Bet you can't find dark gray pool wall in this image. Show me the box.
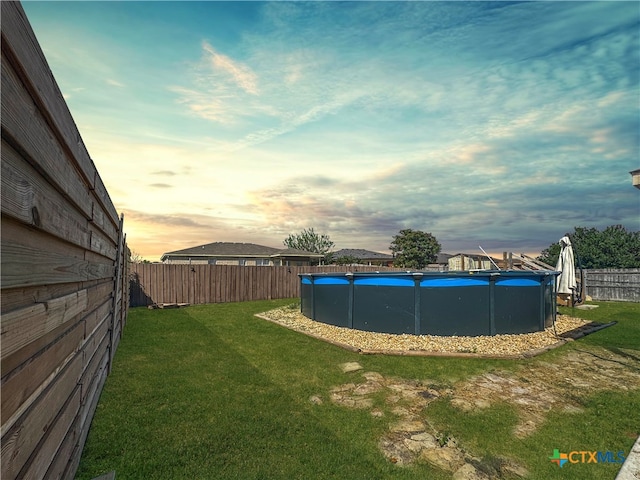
[299,271,558,336]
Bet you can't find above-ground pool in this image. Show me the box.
[299,271,559,336]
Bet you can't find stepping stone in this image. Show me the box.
[389,418,425,433]
[331,394,373,409]
[420,446,466,472]
[405,432,438,451]
[340,362,363,373]
[453,463,491,480]
[362,371,385,382]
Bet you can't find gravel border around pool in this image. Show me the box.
[256,306,614,358]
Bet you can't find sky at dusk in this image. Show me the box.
[22,1,640,262]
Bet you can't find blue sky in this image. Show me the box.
[22,1,640,261]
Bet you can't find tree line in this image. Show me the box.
[285,225,640,269]
[537,225,640,269]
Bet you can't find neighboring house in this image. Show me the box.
[332,248,394,266]
[427,253,453,271]
[160,242,324,266]
[448,253,500,271]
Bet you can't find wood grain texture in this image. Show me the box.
[0,3,96,186]
[1,139,92,250]
[129,263,401,306]
[585,269,640,302]
[92,172,120,230]
[1,239,114,288]
[1,55,92,219]
[89,224,117,261]
[1,353,83,479]
[89,195,118,244]
[1,321,83,430]
[1,290,87,361]
[17,386,81,480]
[66,351,109,480]
[0,281,83,315]
[1,3,128,478]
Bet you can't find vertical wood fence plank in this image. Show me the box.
[127,264,407,307]
[585,268,640,302]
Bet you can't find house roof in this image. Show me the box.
[272,248,324,258]
[434,253,453,264]
[160,242,323,261]
[333,248,393,260]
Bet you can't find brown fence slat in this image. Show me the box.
[128,264,402,307]
[585,268,640,302]
[0,1,97,188]
[0,55,92,220]
[1,140,92,250]
[1,3,129,478]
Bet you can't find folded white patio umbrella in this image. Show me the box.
[555,236,577,294]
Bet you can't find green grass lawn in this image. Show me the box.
[76,300,639,480]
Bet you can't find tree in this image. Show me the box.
[389,229,441,269]
[537,225,640,269]
[334,255,360,266]
[130,250,144,263]
[537,242,562,268]
[283,228,335,265]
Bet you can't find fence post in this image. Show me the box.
[109,214,125,373]
[346,272,354,329]
[413,272,423,335]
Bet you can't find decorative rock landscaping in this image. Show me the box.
[256,305,610,357]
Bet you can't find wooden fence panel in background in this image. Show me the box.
[585,269,640,302]
[129,264,401,307]
[1,3,129,479]
[130,265,640,307]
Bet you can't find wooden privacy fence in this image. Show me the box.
[1,3,129,479]
[130,264,401,306]
[585,269,640,302]
[131,265,640,307]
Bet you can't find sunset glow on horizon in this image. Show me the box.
[22,1,639,261]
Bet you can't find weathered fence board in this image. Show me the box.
[1,140,92,248]
[0,0,97,186]
[1,321,84,430]
[585,269,640,302]
[130,265,640,307]
[20,385,81,480]
[1,3,129,479]
[68,349,109,478]
[1,238,115,288]
[130,264,401,307]
[1,353,83,479]
[1,290,87,361]
[1,55,93,219]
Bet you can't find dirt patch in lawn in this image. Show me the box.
[310,347,640,479]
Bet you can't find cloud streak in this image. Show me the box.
[22,1,639,261]
[202,41,258,95]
